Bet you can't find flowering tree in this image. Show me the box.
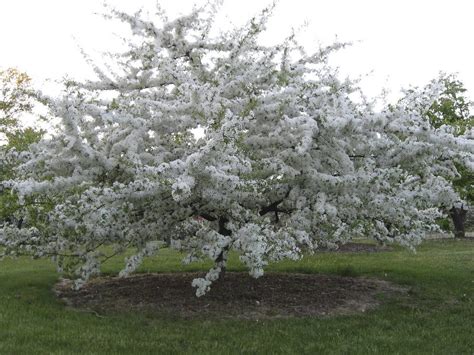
[1,4,473,296]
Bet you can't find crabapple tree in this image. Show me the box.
[1,4,473,296]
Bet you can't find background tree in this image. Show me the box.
[424,73,474,238]
[1,4,473,296]
[0,68,43,225]
[0,68,43,150]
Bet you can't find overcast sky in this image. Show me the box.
[1,0,473,102]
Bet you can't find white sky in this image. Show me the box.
[1,0,474,102]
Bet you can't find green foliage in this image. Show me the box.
[426,74,474,134]
[0,68,44,224]
[0,68,34,129]
[0,190,19,223]
[453,163,474,203]
[425,74,474,204]
[4,127,43,152]
[0,68,44,151]
[435,217,452,232]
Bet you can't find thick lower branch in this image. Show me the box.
[218,217,232,236]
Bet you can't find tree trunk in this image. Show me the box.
[450,206,468,238]
[216,217,231,278]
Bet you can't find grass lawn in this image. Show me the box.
[0,239,473,354]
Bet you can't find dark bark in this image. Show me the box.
[259,189,292,222]
[450,206,468,238]
[214,217,232,278]
[218,217,232,236]
[259,199,284,216]
[199,213,217,222]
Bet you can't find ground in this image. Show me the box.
[55,272,406,319]
[55,243,401,319]
[1,239,472,354]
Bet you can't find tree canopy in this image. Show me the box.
[424,74,473,202]
[1,4,473,296]
[425,73,474,134]
[423,73,474,237]
[0,68,43,151]
[0,68,43,225]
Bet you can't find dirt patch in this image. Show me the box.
[321,242,393,253]
[55,272,406,319]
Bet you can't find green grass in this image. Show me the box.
[0,239,473,354]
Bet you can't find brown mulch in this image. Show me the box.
[320,242,393,253]
[54,272,407,320]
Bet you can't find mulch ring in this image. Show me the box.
[54,272,407,320]
[320,242,393,253]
